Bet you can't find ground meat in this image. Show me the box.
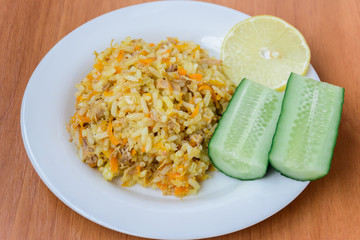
[199,58,222,65]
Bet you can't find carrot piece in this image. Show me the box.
[168,82,173,92]
[122,138,128,147]
[189,139,197,147]
[168,172,181,180]
[189,73,202,81]
[103,90,114,97]
[144,93,152,98]
[86,81,93,90]
[116,50,124,61]
[87,91,99,100]
[110,155,118,172]
[149,43,155,47]
[76,95,83,102]
[189,97,194,104]
[131,148,136,156]
[174,186,188,196]
[177,66,187,76]
[103,148,113,159]
[93,61,103,71]
[190,103,200,118]
[115,66,122,74]
[154,142,167,152]
[86,74,94,80]
[156,182,167,191]
[139,58,155,65]
[175,44,188,51]
[136,165,141,174]
[161,49,171,55]
[107,121,120,146]
[140,50,148,55]
[88,161,97,168]
[134,45,140,51]
[198,84,212,92]
[79,127,84,145]
[78,114,90,123]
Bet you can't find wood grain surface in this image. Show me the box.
[1,0,359,239]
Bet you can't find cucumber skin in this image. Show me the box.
[269,73,345,181]
[208,78,267,180]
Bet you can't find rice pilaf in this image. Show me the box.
[67,37,235,197]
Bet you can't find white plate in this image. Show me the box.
[21,1,318,239]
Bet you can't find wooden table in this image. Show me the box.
[1,0,359,239]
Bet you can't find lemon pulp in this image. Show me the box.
[221,15,311,90]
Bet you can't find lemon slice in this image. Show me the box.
[221,15,311,90]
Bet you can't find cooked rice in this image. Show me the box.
[67,37,235,197]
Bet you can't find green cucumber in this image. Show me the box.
[208,78,283,180]
[269,73,344,181]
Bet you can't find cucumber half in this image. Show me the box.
[208,78,283,180]
[269,73,344,181]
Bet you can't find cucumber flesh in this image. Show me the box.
[269,73,344,181]
[209,78,283,180]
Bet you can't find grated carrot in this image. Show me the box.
[131,148,136,156]
[177,66,187,76]
[140,50,148,55]
[76,95,83,102]
[175,44,188,51]
[136,165,141,174]
[149,43,155,47]
[174,186,188,196]
[190,103,200,118]
[78,114,90,123]
[189,139,197,147]
[79,127,84,145]
[189,97,194,104]
[122,138,128,147]
[116,50,124,61]
[168,172,182,180]
[110,155,118,172]
[161,49,171,55]
[87,91,99,100]
[115,66,122,74]
[141,145,146,153]
[134,45,140,51]
[103,90,114,97]
[86,74,94,80]
[154,142,167,152]
[107,121,120,146]
[156,182,167,191]
[88,162,97,168]
[93,61,103,71]
[198,84,212,92]
[86,81,93,90]
[144,93,152,98]
[139,58,155,65]
[189,73,202,81]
